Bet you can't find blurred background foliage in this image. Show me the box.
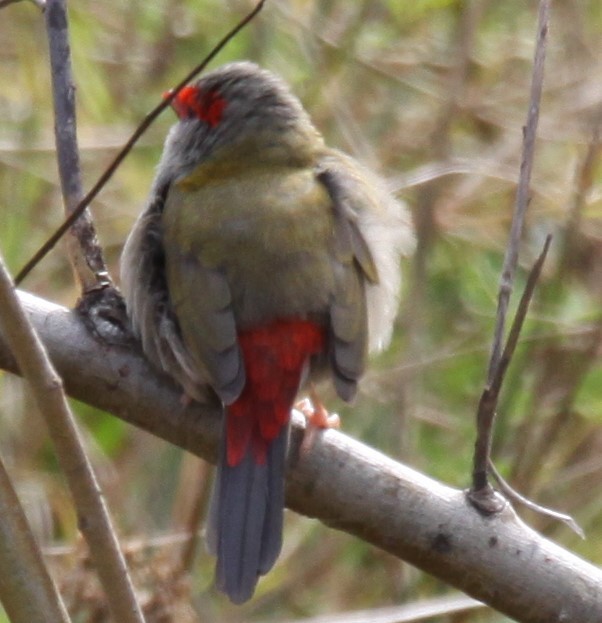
[1,0,602,621]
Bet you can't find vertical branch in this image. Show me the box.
[44,0,111,293]
[471,0,550,500]
[486,0,550,383]
[0,256,146,623]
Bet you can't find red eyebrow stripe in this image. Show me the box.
[166,85,226,127]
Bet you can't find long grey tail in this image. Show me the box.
[206,425,288,604]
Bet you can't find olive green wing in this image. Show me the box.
[162,184,245,405]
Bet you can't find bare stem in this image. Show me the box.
[488,460,584,539]
[0,260,145,623]
[471,0,550,499]
[471,235,551,499]
[487,0,549,382]
[44,0,111,293]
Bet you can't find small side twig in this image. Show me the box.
[15,0,266,286]
[487,0,549,383]
[469,235,552,512]
[470,0,550,506]
[488,461,584,539]
[0,256,146,623]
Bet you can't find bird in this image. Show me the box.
[120,61,414,604]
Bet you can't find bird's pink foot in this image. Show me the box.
[296,397,340,429]
[296,388,340,454]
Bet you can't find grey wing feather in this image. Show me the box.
[165,250,245,405]
[317,167,373,402]
[120,183,208,402]
[318,149,415,354]
[330,261,368,402]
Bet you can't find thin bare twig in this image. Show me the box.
[488,461,584,539]
[0,260,145,623]
[470,0,550,502]
[490,236,551,401]
[487,0,549,383]
[14,0,266,286]
[469,235,552,510]
[502,117,602,494]
[45,0,111,293]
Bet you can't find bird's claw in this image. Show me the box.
[295,397,340,430]
[295,394,340,455]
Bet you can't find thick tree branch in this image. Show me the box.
[0,291,600,623]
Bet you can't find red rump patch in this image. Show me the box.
[226,320,325,467]
[165,85,226,127]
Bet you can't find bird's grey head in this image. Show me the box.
[157,62,322,182]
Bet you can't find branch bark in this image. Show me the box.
[0,291,601,623]
[45,0,111,293]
